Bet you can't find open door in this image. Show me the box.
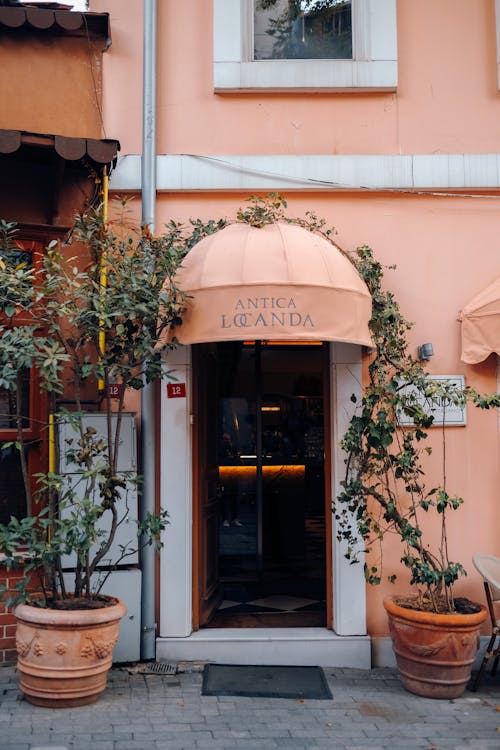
[194,341,330,629]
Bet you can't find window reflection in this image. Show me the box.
[254,0,353,61]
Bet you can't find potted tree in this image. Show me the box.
[335,245,500,698]
[0,204,187,706]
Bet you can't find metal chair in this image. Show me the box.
[471,554,500,690]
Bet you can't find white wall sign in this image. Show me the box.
[398,375,467,427]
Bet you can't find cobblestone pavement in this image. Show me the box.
[1,663,499,750]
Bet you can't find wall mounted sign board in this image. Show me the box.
[398,375,466,427]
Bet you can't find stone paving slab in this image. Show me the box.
[0,664,499,750]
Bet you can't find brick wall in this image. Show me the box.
[0,563,31,664]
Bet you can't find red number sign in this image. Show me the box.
[107,383,125,400]
[167,383,186,398]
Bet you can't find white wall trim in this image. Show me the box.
[157,628,371,668]
[370,636,396,668]
[159,346,193,638]
[331,343,366,636]
[213,0,397,92]
[110,153,500,193]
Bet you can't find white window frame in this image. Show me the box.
[213,0,398,92]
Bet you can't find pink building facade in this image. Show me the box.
[92,0,500,668]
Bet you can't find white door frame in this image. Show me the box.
[157,342,370,667]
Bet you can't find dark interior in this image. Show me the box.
[206,341,327,628]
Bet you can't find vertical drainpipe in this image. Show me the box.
[141,0,157,661]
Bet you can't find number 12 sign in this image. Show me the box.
[167,383,186,398]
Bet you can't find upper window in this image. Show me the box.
[214,0,397,92]
[254,0,353,61]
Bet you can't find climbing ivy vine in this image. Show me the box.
[336,247,500,613]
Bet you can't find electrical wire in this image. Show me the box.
[182,154,500,199]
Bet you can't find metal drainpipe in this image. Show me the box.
[140,0,157,661]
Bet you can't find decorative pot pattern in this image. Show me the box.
[384,597,487,699]
[14,597,126,708]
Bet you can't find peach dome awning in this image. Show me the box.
[168,222,372,346]
[459,276,500,364]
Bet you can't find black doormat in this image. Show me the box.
[201,664,332,700]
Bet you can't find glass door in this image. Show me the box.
[210,340,327,627]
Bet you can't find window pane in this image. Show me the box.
[0,369,30,429]
[254,0,352,60]
[0,443,27,523]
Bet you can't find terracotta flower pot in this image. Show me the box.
[384,596,487,699]
[14,596,126,708]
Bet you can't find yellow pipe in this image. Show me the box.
[98,167,109,391]
[47,412,56,543]
[48,412,55,474]
[102,168,109,224]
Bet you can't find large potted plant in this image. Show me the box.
[335,246,500,699]
[0,204,187,706]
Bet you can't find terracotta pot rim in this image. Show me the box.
[383,595,487,627]
[14,595,126,626]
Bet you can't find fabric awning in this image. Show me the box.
[0,130,120,171]
[459,276,500,364]
[168,222,372,346]
[0,5,110,46]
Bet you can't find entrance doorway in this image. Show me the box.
[194,341,329,629]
